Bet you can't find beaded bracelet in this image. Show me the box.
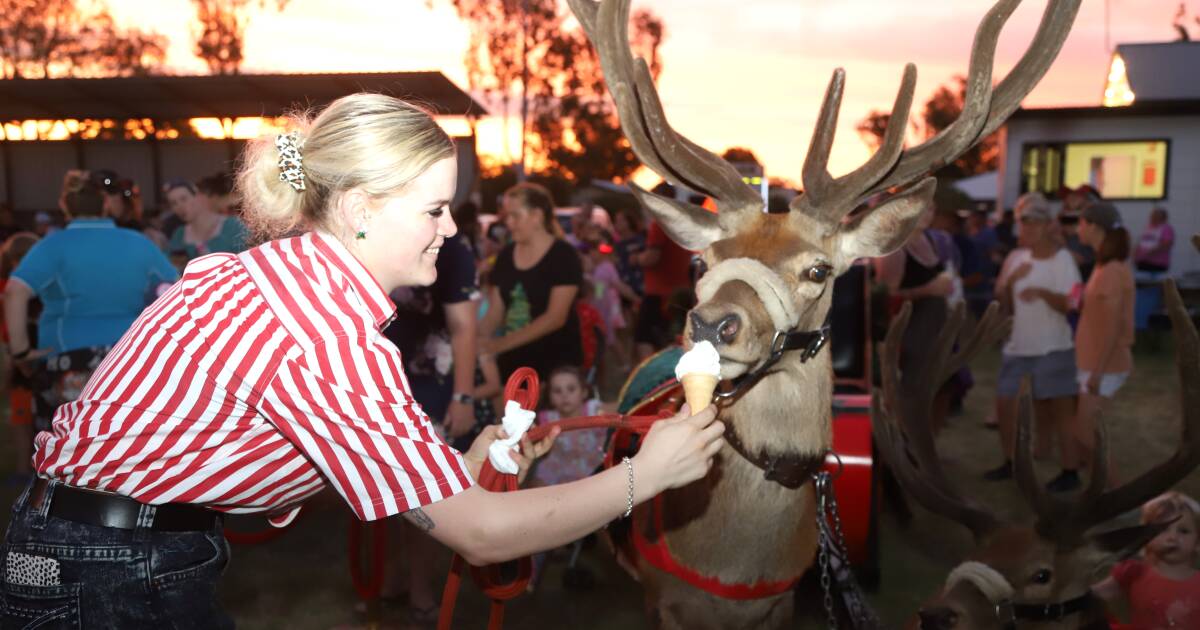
[622,456,634,518]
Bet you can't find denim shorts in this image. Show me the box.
[997,349,1078,400]
[1,479,233,629]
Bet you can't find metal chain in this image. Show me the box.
[816,474,838,630]
[813,470,888,630]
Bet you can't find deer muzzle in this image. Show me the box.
[689,311,741,345]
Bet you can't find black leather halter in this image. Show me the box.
[712,315,831,489]
[995,593,1110,630]
[713,318,830,403]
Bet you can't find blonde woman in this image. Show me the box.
[2,94,724,627]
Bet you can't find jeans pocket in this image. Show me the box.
[149,532,227,590]
[2,582,81,630]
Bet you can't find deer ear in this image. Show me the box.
[836,177,936,262]
[630,183,723,251]
[1082,523,1170,569]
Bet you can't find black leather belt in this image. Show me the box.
[30,479,218,532]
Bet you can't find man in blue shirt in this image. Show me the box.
[4,171,178,358]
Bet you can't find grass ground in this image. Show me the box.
[0,330,1193,629]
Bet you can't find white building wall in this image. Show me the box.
[999,114,1200,276]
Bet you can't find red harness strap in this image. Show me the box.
[631,494,800,599]
[437,369,663,630]
[436,369,797,628]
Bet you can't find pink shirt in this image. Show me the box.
[1112,559,1200,629]
[1136,223,1175,269]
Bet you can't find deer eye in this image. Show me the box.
[805,264,832,283]
[1031,569,1053,585]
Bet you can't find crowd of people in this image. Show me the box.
[0,90,1192,627]
[0,93,724,628]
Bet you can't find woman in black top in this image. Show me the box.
[481,183,583,384]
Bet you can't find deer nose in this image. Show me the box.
[917,607,959,630]
[690,312,741,345]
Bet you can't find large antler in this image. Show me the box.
[1016,280,1200,543]
[567,0,763,234]
[873,302,1011,542]
[792,0,1081,228]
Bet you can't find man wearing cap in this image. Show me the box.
[4,171,177,365]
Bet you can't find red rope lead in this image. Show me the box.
[437,368,664,630]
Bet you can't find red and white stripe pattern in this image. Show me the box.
[33,231,474,521]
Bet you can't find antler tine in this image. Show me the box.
[865,0,1080,198]
[568,0,762,220]
[1079,415,1110,505]
[795,64,917,226]
[938,302,1012,386]
[875,301,998,541]
[977,0,1084,138]
[1013,379,1071,535]
[1075,280,1200,529]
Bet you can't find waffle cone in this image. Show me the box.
[680,373,719,412]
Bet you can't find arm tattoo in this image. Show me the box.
[404,507,435,532]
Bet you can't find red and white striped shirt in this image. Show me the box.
[33,231,474,521]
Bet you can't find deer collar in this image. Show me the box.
[995,593,1108,630]
[723,424,825,489]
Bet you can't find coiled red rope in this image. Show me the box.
[437,367,665,630]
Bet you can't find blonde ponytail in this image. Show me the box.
[237,93,455,243]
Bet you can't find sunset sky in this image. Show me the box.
[108,0,1183,181]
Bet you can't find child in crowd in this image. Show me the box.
[527,366,614,591]
[1094,492,1200,629]
[0,232,40,482]
[531,365,610,487]
[584,239,638,372]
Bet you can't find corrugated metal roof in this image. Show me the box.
[1117,41,1200,102]
[0,71,487,120]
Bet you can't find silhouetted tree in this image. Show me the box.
[432,0,665,184]
[0,0,166,79]
[721,147,761,165]
[190,0,290,75]
[856,75,998,180]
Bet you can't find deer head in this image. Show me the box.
[874,283,1200,630]
[567,0,1080,384]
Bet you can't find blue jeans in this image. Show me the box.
[1,480,233,629]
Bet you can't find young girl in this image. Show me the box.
[530,365,611,487]
[1094,492,1200,629]
[586,239,638,371]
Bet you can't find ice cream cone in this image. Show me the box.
[681,373,719,412]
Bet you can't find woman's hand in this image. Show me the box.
[515,428,558,485]
[1086,372,1102,396]
[925,273,955,298]
[461,424,560,482]
[445,400,476,439]
[632,404,724,496]
[478,336,506,357]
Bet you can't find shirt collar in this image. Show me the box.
[66,218,116,229]
[308,231,397,330]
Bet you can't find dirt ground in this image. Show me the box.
[0,330,1194,629]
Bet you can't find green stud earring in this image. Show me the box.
[355,217,367,240]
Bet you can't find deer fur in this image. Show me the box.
[566,0,1081,626]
